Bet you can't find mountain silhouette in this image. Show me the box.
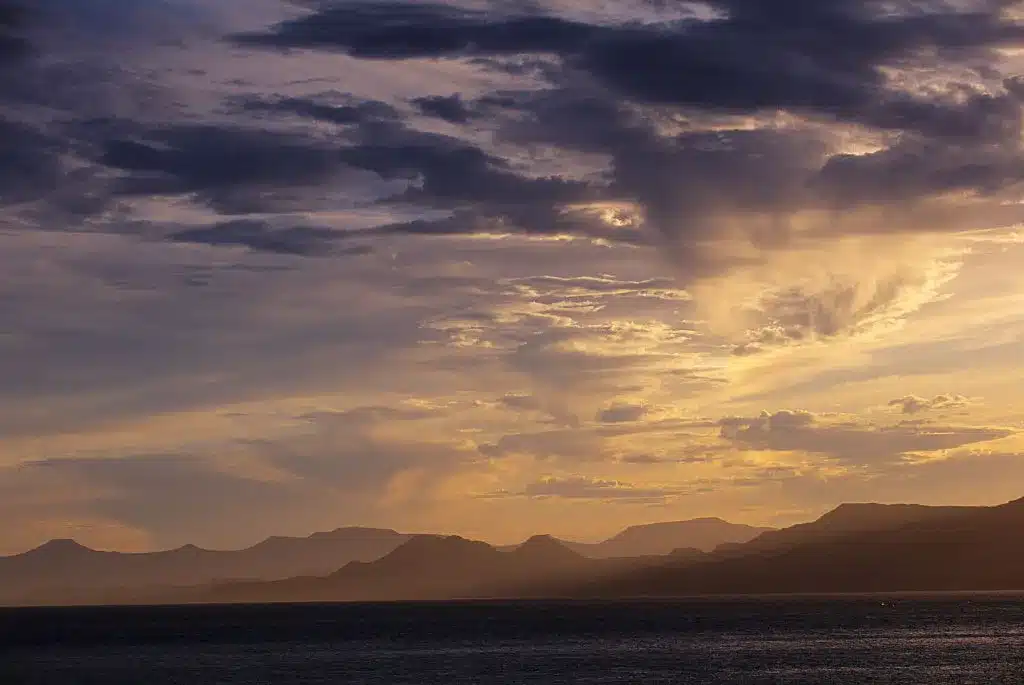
[713,503,980,557]
[505,518,772,558]
[576,498,1024,596]
[582,518,773,557]
[511,535,590,566]
[0,527,410,604]
[201,534,596,604]
[7,501,1024,606]
[0,517,760,605]
[197,533,724,605]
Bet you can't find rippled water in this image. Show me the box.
[3,596,1024,683]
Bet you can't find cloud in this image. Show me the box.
[889,393,971,415]
[618,444,723,465]
[412,93,476,124]
[168,219,373,257]
[0,0,231,218]
[498,393,543,411]
[0,400,478,550]
[100,125,352,214]
[596,402,648,423]
[477,415,719,462]
[0,119,64,208]
[239,1,1024,152]
[0,230,447,439]
[239,0,1022,131]
[225,0,1024,352]
[479,428,606,461]
[245,406,474,492]
[502,275,690,301]
[2,454,310,550]
[234,4,599,59]
[498,475,690,503]
[12,0,1023,273]
[3,0,1024,553]
[720,409,1013,465]
[338,141,598,239]
[0,3,29,62]
[237,95,401,126]
[219,95,604,238]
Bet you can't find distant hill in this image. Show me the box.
[2,517,762,605]
[199,534,601,604]
[713,503,980,557]
[199,533,683,605]
[575,498,1024,596]
[577,518,773,557]
[0,527,410,604]
[10,500,1024,606]
[507,518,773,558]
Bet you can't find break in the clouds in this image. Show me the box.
[2,0,1024,552]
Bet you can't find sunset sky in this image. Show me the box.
[2,0,1024,554]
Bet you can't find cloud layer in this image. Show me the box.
[2,0,1023,552]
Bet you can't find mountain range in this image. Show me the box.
[0,527,409,604]
[546,518,774,558]
[5,498,1024,606]
[197,498,1024,604]
[0,518,766,605]
[576,498,1024,596]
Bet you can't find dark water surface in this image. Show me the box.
[3,597,1024,683]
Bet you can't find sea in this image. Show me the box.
[2,596,1024,684]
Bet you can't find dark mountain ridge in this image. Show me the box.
[184,499,1024,603]
[713,503,980,556]
[576,497,1024,597]
[8,500,1024,606]
[202,533,646,605]
[2,516,764,604]
[0,527,411,604]
[505,518,773,558]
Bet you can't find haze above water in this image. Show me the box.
[4,598,1024,684]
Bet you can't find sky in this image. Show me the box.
[1,0,1024,554]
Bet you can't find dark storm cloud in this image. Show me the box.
[239,0,1023,136]
[100,125,346,213]
[234,3,600,59]
[812,136,1024,207]
[412,93,476,123]
[578,1,1023,139]
[5,0,1024,254]
[342,140,590,213]
[0,0,223,218]
[168,219,373,257]
[0,2,62,210]
[0,2,29,61]
[236,95,401,126]
[0,118,63,206]
[90,91,600,233]
[232,0,1024,255]
[329,125,604,238]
